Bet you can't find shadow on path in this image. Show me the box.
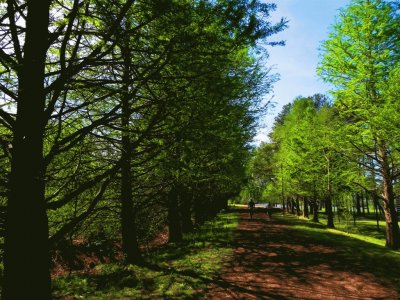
[205,210,399,299]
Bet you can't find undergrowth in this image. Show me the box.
[52,210,238,299]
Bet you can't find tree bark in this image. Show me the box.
[167,186,182,243]
[180,188,193,233]
[295,197,301,216]
[373,193,380,230]
[325,194,334,228]
[3,1,52,299]
[365,192,370,214]
[290,199,295,214]
[120,36,141,265]
[379,147,400,250]
[303,197,309,218]
[120,129,141,264]
[194,185,207,225]
[361,191,365,215]
[326,173,334,228]
[355,193,362,216]
[312,200,319,222]
[312,184,319,222]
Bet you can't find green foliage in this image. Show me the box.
[318,0,400,248]
[242,142,278,202]
[270,95,343,200]
[318,0,400,160]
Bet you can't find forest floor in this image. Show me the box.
[204,208,400,299]
[51,208,400,299]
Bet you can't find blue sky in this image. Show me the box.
[255,0,351,144]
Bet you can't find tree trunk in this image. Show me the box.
[313,201,319,222]
[180,188,193,233]
[194,198,205,225]
[365,193,370,214]
[303,197,309,218]
[361,191,365,215]
[167,186,182,243]
[290,199,295,214]
[295,197,301,216]
[3,2,52,299]
[312,184,318,222]
[378,146,400,250]
[325,194,334,228]
[120,131,141,264]
[337,200,341,223]
[326,172,334,228]
[312,200,319,222]
[373,193,380,230]
[355,193,362,216]
[120,39,141,265]
[194,185,207,225]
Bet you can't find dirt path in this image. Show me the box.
[205,210,399,299]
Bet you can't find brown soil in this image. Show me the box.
[205,210,399,300]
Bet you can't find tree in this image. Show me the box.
[3,2,53,298]
[266,94,342,226]
[318,0,400,249]
[1,1,136,298]
[151,0,286,240]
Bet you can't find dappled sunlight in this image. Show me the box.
[205,211,399,300]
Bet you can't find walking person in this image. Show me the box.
[267,202,272,218]
[248,198,255,219]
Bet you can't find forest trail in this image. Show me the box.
[204,209,399,300]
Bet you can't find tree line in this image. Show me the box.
[0,0,286,299]
[244,0,400,251]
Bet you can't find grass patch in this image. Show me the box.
[52,211,238,299]
[285,212,389,249]
[274,213,400,290]
[308,211,387,246]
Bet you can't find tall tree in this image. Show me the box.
[3,2,52,298]
[318,0,400,249]
[267,95,341,226]
[1,1,136,298]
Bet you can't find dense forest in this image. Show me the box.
[0,0,287,298]
[243,0,400,251]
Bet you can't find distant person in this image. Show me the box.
[248,199,255,219]
[267,202,272,217]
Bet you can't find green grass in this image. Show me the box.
[308,210,387,246]
[274,213,400,290]
[52,211,238,299]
